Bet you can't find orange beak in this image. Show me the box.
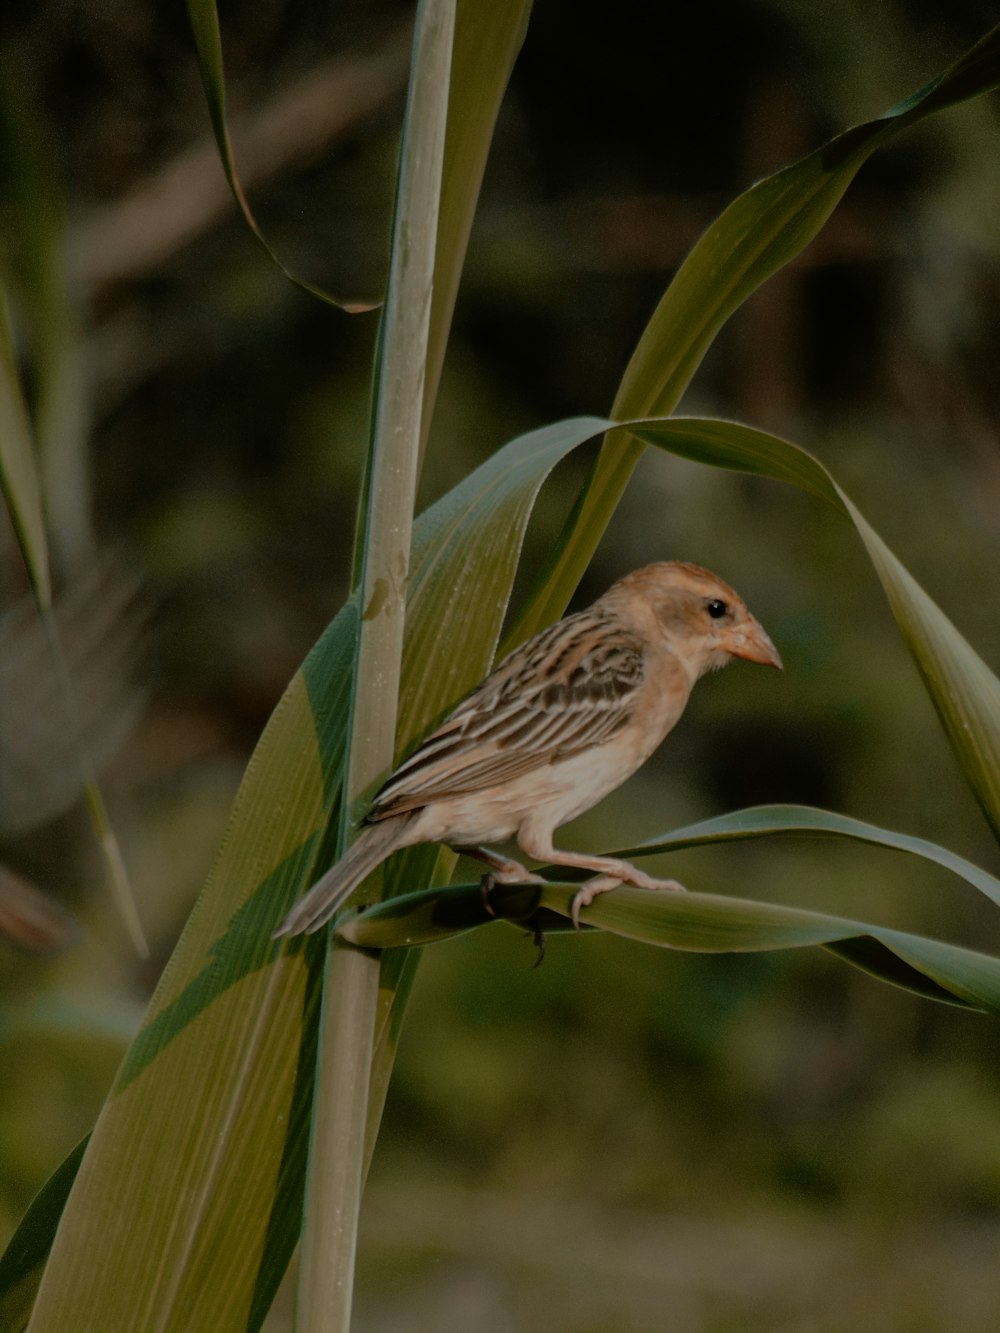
[725,615,783,669]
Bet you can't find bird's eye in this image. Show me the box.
[706,599,728,619]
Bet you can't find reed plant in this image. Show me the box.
[2,5,1000,1329]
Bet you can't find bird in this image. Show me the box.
[274,561,781,937]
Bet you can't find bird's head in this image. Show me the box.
[617,561,783,678]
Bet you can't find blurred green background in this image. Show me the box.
[2,1,1000,1328]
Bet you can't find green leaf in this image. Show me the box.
[422,408,1000,845]
[20,612,347,1330]
[336,877,1000,1012]
[419,0,533,456]
[512,23,1000,641]
[15,407,613,1329]
[618,804,1000,909]
[336,881,529,950]
[0,1139,88,1333]
[184,0,377,312]
[625,417,1000,843]
[537,883,1000,1012]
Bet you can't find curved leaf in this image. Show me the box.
[617,803,1000,908]
[184,0,378,311]
[626,418,1000,843]
[338,880,1000,1013]
[540,884,1000,1013]
[0,1139,89,1333]
[19,409,613,1330]
[513,23,1000,640]
[420,0,534,456]
[486,410,1000,842]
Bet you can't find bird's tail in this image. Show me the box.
[273,816,414,938]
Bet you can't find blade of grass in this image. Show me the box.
[184,0,378,312]
[0,272,146,953]
[0,60,93,573]
[418,0,533,458]
[625,416,1000,842]
[619,804,1000,908]
[498,409,1000,844]
[334,879,1000,1012]
[536,883,1000,1012]
[510,23,1000,642]
[0,1139,89,1333]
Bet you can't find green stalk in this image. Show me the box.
[295,2,455,1327]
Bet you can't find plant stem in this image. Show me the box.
[295,944,379,1330]
[294,2,455,1328]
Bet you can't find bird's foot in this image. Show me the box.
[479,866,546,918]
[622,867,687,894]
[570,874,620,928]
[480,872,497,916]
[570,871,686,929]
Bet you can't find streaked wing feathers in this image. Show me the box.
[368,612,645,819]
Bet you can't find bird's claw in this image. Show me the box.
[570,872,687,929]
[530,918,546,967]
[480,872,497,916]
[570,874,621,929]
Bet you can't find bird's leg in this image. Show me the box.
[515,829,685,929]
[454,845,546,919]
[516,831,683,891]
[452,845,546,885]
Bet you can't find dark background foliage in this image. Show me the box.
[2,1,1000,1327]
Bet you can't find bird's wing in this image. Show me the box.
[368,614,647,818]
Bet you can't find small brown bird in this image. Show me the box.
[275,562,781,937]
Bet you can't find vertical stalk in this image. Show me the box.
[295,2,455,1329]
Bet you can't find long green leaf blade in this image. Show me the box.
[538,883,1000,1012]
[419,0,533,455]
[0,1139,88,1333]
[625,417,1000,843]
[618,804,1000,908]
[336,878,1000,1012]
[184,0,377,311]
[16,411,613,1328]
[22,611,352,1331]
[514,24,1000,640]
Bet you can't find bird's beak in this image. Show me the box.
[726,616,783,669]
